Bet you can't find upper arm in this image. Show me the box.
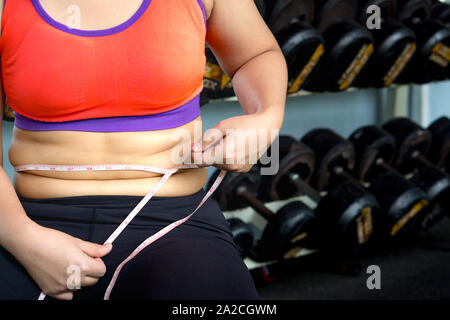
[205,0,280,78]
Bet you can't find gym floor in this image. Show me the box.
[256,218,450,300]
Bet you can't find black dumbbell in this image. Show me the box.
[431,0,450,27]
[349,125,437,234]
[266,0,324,94]
[301,129,418,245]
[397,0,433,24]
[267,0,315,35]
[396,0,450,83]
[430,0,450,78]
[208,166,316,262]
[262,135,377,256]
[200,47,224,105]
[355,0,417,87]
[258,135,315,201]
[382,118,450,229]
[383,117,438,172]
[227,218,254,259]
[3,100,15,122]
[428,116,450,172]
[304,0,375,91]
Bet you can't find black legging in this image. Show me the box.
[0,190,259,300]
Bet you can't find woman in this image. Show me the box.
[0,0,287,300]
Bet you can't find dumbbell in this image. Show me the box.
[258,134,316,201]
[355,0,417,87]
[432,0,450,27]
[300,129,424,243]
[3,100,15,122]
[428,116,450,172]
[201,48,235,104]
[303,127,426,240]
[382,117,444,172]
[304,0,375,91]
[396,0,450,83]
[200,47,225,105]
[349,125,437,234]
[208,166,316,262]
[382,118,450,228]
[265,0,324,94]
[227,218,254,259]
[431,0,450,77]
[266,0,315,35]
[260,135,377,255]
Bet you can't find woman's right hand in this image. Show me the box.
[10,222,112,300]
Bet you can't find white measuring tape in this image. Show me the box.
[15,158,226,300]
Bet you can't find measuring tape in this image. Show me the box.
[15,157,226,300]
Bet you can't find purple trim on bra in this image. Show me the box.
[13,94,201,132]
[196,0,208,27]
[31,0,152,37]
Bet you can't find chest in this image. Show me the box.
[0,0,207,117]
[37,0,211,28]
[38,0,156,30]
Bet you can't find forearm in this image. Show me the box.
[0,167,36,253]
[231,48,288,128]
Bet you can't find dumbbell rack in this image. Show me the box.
[208,80,449,273]
[223,194,319,270]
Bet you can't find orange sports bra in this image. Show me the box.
[0,0,207,127]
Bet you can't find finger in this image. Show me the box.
[53,291,73,300]
[213,163,245,172]
[212,163,237,171]
[189,119,229,167]
[191,121,227,154]
[85,257,107,278]
[212,159,256,172]
[79,241,112,258]
[81,275,99,287]
[192,134,228,168]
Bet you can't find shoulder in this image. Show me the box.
[200,0,213,21]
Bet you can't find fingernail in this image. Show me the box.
[104,243,112,249]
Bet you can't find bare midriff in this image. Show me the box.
[9,116,207,199]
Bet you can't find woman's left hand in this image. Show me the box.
[191,109,283,173]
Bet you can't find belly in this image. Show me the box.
[9,117,207,199]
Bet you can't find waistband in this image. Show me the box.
[18,189,236,250]
[19,188,207,210]
[18,189,225,225]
